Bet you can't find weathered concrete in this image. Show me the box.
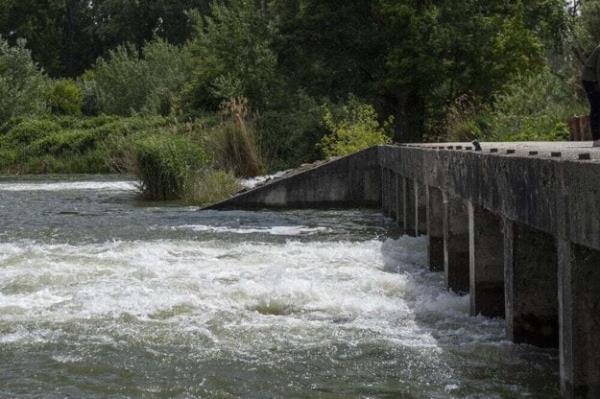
[395,174,405,229]
[389,170,397,219]
[207,147,381,209]
[444,193,470,294]
[209,142,600,398]
[559,240,600,398]
[426,186,444,272]
[504,220,558,348]
[416,183,427,235]
[405,179,417,237]
[469,202,504,317]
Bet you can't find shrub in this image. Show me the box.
[46,79,83,116]
[134,134,208,200]
[0,37,48,126]
[319,99,392,158]
[0,115,177,174]
[257,92,328,170]
[487,69,586,141]
[182,168,241,206]
[89,38,193,116]
[444,95,490,142]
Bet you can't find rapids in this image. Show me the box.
[0,176,559,398]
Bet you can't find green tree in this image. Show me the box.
[184,0,281,112]
[89,38,193,116]
[0,37,48,125]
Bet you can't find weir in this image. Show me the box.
[208,142,600,399]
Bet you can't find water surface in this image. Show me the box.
[0,176,559,398]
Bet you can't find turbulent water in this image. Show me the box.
[0,176,559,398]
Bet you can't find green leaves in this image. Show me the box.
[319,99,392,158]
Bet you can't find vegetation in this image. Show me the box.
[0,0,598,203]
[320,100,392,158]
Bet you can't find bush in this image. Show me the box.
[0,115,176,174]
[319,99,392,158]
[486,69,586,141]
[257,92,328,170]
[182,168,241,206]
[46,79,83,115]
[0,37,48,126]
[88,38,193,116]
[134,134,208,200]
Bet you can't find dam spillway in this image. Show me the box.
[210,142,600,399]
[0,176,563,397]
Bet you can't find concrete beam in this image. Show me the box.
[468,203,505,317]
[504,220,558,348]
[444,193,470,294]
[559,240,600,398]
[427,186,444,272]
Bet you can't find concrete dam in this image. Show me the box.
[209,142,600,399]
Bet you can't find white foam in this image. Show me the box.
[0,237,489,354]
[174,224,332,236]
[0,180,138,192]
[239,171,288,189]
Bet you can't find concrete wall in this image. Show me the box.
[207,146,381,210]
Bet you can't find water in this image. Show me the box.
[0,176,559,398]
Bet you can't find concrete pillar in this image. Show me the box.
[558,241,600,398]
[504,220,558,348]
[443,193,470,294]
[389,171,397,219]
[405,179,417,237]
[416,183,428,235]
[380,167,386,212]
[468,202,505,317]
[395,175,405,229]
[381,168,390,216]
[427,186,444,272]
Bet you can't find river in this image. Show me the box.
[0,176,559,398]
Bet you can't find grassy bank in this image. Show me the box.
[0,115,246,205]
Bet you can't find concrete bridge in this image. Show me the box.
[208,142,600,398]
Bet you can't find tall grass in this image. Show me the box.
[134,134,207,200]
[207,97,264,177]
[182,169,241,206]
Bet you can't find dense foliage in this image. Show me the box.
[0,0,597,200]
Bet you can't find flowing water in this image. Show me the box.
[0,176,559,398]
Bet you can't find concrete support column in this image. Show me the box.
[381,168,390,216]
[416,183,428,235]
[389,171,397,219]
[558,241,600,398]
[405,179,417,237]
[468,202,505,317]
[504,220,558,348]
[395,175,405,229]
[443,193,470,294]
[426,186,444,272]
